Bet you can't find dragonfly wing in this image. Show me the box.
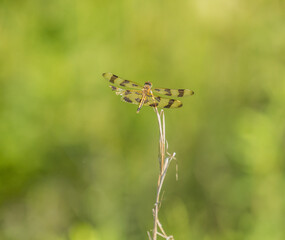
[144,94,183,108]
[109,86,142,105]
[103,73,143,89]
[153,88,194,97]
[109,86,183,109]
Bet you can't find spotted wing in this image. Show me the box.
[109,86,183,109]
[109,86,142,105]
[144,94,183,108]
[152,87,194,97]
[103,73,143,89]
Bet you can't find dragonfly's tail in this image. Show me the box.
[136,105,142,114]
[136,96,146,114]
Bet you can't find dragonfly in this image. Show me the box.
[103,72,194,113]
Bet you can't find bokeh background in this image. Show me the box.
[1,0,285,239]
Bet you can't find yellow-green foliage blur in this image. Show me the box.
[1,0,285,240]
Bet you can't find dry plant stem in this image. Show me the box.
[149,108,176,240]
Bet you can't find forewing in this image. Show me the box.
[153,87,194,97]
[103,73,143,89]
[144,94,183,108]
[109,86,142,105]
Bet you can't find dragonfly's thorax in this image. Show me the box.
[143,82,152,94]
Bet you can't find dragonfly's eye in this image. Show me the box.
[145,82,152,87]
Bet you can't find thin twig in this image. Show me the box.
[147,231,152,240]
[150,108,176,240]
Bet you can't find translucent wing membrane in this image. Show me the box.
[153,88,194,97]
[110,86,183,109]
[145,95,183,108]
[103,73,143,89]
[109,86,142,105]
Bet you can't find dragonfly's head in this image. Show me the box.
[144,81,152,89]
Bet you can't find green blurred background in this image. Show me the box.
[1,0,285,239]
